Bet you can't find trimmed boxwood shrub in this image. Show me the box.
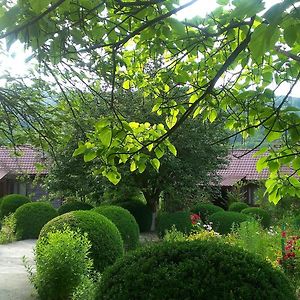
[191,203,224,222]
[115,200,152,232]
[156,211,193,237]
[241,207,271,228]
[58,201,93,215]
[208,211,250,234]
[228,202,249,212]
[97,240,296,300]
[40,211,124,272]
[93,205,139,251]
[14,202,58,239]
[0,194,30,218]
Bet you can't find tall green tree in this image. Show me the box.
[1,0,300,203]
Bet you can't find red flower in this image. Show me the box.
[281,231,287,238]
[190,213,201,225]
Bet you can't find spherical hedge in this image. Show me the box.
[228,202,249,212]
[14,202,58,239]
[97,240,296,300]
[40,211,124,272]
[156,211,193,237]
[93,205,139,251]
[57,201,93,215]
[191,203,224,222]
[0,194,30,218]
[241,207,271,228]
[208,211,250,234]
[115,200,152,232]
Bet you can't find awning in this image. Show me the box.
[220,175,245,187]
[0,169,9,180]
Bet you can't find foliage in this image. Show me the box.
[156,211,193,238]
[0,194,30,219]
[226,182,247,206]
[14,202,58,240]
[71,273,100,300]
[208,211,250,234]
[228,202,249,212]
[40,211,124,272]
[97,240,296,300]
[33,227,93,300]
[0,213,16,244]
[241,207,272,228]
[93,205,139,251]
[191,203,224,223]
[58,201,93,215]
[115,199,152,232]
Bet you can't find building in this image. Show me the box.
[0,146,47,199]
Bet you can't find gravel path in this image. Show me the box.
[0,240,38,300]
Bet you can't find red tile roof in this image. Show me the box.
[218,149,295,186]
[0,146,47,176]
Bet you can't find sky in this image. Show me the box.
[0,0,299,96]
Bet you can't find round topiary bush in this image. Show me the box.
[208,211,250,234]
[14,202,58,239]
[191,203,224,222]
[241,207,271,228]
[156,211,193,237]
[97,240,296,300]
[0,194,30,218]
[115,200,152,232]
[228,202,249,212]
[58,201,93,215]
[40,210,124,272]
[93,205,139,251]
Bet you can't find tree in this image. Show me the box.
[1,0,300,203]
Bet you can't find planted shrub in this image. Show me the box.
[228,202,249,212]
[157,211,193,237]
[208,211,250,234]
[58,201,93,215]
[14,202,58,239]
[294,215,300,229]
[0,194,30,218]
[115,200,152,232]
[33,227,93,300]
[40,210,124,272]
[0,213,16,244]
[241,207,271,228]
[191,203,224,222]
[97,240,296,300]
[93,205,139,251]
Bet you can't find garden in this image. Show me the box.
[1,192,300,299]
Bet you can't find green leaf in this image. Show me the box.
[292,157,300,171]
[73,144,86,157]
[266,131,282,142]
[106,170,121,185]
[99,127,112,147]
[217,0,229,5]
[208,110,217,123]
[257,156,267,173]
[123,80,130,90]
[289,177,300,188]
[84,150,97,162]
[29,0,52,13]
[154,147,164,159]
[151,158,160,171]
[284,25,298,47]
[130,160,137,172]
[167,143,177,156]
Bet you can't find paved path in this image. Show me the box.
[0,240,38,300]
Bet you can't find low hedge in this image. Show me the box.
[156,211,193,237]
[93,205,139,251]
[208,211,250,234]
[40,210,124,272]
[191,203,224,222]
[0,194,30,218]
[14,202,58,239]
[58,201,93,215]
[115,200,152,232]
[241,207,271,228]
[228,202,249,212]
[97,240,296,300]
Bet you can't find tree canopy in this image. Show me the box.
[1,0,300,203]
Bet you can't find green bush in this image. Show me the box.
[0,214,16,244]
[40,211,124,272]
[93,205,139,251]
[14,202,58,240]
[294,215,300,229]
[0,194,30,218]
[191,203,224,222]
[33,227,93,300]
[241,207,272,228]
[228,202,249,212]
[58,201,93,215]
[156,211,193,238]
[97,240,296,300]
[115,199,152,232]
[208,211,250,234]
